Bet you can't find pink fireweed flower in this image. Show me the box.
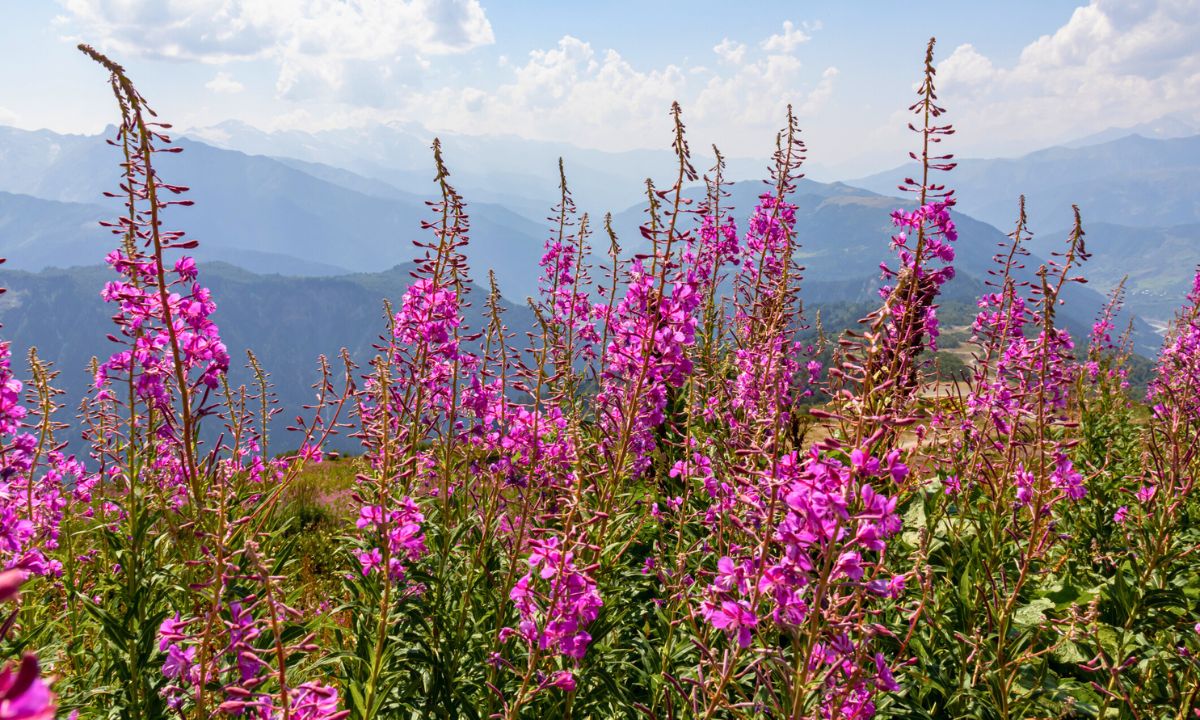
[505,536,603,663]
[155,599,346,718]
[1148,268,1200,426]
[483,403,578,489]
[355,548,382,577]
[297,443,324,464]
[699,447,902,712]
[0,344,28,436]
[0,656,55,720]
[595,256,703,478]
[702,599,758,649]
[1049,453,1086,501]
[546,671,576,692]
[394,278,462,350]
[1013,466,1035,508]
[158,613,186,651]
[0,343,69,579]
[726,193,818,443]
[161,644,196,681]
[288,682,350,720]
[96,252,231,401]
[355,498,425,581]
[535,189,601,367]
[879,202,958,331]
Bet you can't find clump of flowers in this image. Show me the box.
[505,536,603,663]
[701,447,903,717]
[355,497,426,579]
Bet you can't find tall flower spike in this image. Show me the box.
[532,159,599,425]
[594,103,702,482]
[80,44,230,507]
[832,37,957,451]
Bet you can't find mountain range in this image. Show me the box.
[851,134,1200,233]
[608,179,1157,349]
[185,120,769,223]
[0,119,1196,451]
[0,126,551,298]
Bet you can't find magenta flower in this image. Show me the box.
[173,256,198,281]
[703,599,758,649]
[355,548,383,577]
[0,656,54,720]
[288,682,350,720]
[504,536,603,662]
[549,671,576,692]
[1049,454,1086,501]
[0,341,67,579]
[699,446,902,711]
[354,498,425,580]
[158,613,185,651]
[161,644,196,680]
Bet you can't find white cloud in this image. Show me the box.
[205,71,244,94]
[0,106,17,126]
[70,8,831,157]
[937,0,1200,153]
[713,38,746,65]
[694,54,834,127]
[798,66,839,115]
[58,0,494,98]
[397,30,835,156]
[406,36,688,151]
[761,20,814,54]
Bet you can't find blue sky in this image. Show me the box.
[1,1,1196,176]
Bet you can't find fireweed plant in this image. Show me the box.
[0,37,1198,720]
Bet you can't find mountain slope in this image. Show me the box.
[0,191,106,266]
[185,120,768,221]
[849,135,1200,232]
[0,262,536,453]
[1064,115,1199,148]
[0,126,550,298]
[1029,221,1200,329]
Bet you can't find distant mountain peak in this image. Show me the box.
[1063,114,1199,148]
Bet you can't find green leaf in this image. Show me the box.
[1012,598,1054,627]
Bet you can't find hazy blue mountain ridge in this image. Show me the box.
[850,134,1200,232]
[0,126,551,298]
[0,122,1190,390]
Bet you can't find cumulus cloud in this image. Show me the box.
[58,0,494,98]
[0,106,17,126]
[205,71,244,94]
[937,0,1200,152]
[694,55,834,127]
[401,29,835,155]
[61,2,832,156]
[713,38,746,65]
[761,20,815,54]
[403,36,687,150]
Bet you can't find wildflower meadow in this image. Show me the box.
[1,39,1199,720]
